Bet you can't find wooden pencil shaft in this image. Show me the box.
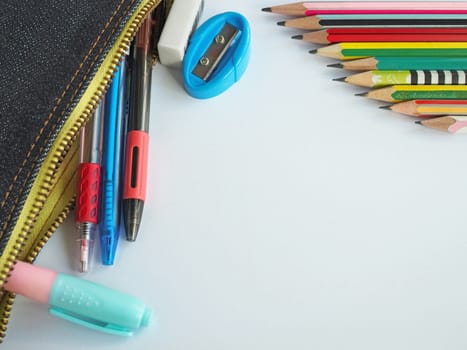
[419,115,467,133]
[335,42,467,49]
[326,27,467,34]
[390,100,467,116]
[303,32,467,43]
[321,18,467,28]
[342,48,467,59]
[313,14,467,19]
[345,70,467,87]
[317,42,467,60]
[418,106,467,114]
[264,2,467,16]
[339,57,467,71]
[281,16,467,30]
[367,85,467,102]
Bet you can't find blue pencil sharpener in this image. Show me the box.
[182,11,251,99]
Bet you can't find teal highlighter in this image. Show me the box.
[4,261,152,336]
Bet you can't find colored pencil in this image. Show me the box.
[358,85,467,102]
[383,100,467,117]
[312,42,467,60]
[328,56,467,71]
[295,28,467,44]
[262,2,467,16]
[277,14,467,30]
[335,70,467,88]
[416,115,467,133]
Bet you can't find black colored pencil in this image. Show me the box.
[279,15,467,30]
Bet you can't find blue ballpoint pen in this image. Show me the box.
[100,57,128,265]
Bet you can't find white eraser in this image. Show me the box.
[157,0,204,67]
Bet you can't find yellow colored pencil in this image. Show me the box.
[312,42,467,60]
[384,99,467,117]
[357,85,467,102]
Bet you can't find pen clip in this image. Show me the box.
[49,307,133,336]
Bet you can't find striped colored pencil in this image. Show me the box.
[383,100,467,117]
[335,70,467,88]
[416,115,467,133]
[358,85,467,102]
[295,28,467,44]
[328,56,467,71]
[312,42,467,60]
[278,14,467,30]
[262,2,467,16]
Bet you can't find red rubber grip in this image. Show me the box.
[75,163,101,223]
[123,130,149,201]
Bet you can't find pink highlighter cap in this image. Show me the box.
[4,261,57,304]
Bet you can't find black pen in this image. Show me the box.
[123,16,154,241]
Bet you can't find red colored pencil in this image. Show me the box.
[295,27,467,44]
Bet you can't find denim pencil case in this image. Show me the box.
[0,0,169,342]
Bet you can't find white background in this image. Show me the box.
[5,1,467,349]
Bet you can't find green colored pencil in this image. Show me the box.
[312,42,467,60]
[328,56,467,71]
[359,85,467,102]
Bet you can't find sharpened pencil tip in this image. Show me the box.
[355,92,368,97]
[291,34,303,40]
[379,105,392,110]
[277,21,285,26]
[262,7,272,12]
[415,120,423,125]
[327,63,343,69]
[309,49,318,54]
[333,77,346,83]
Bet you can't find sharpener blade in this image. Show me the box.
[192,23,239,81]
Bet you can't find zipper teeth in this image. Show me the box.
[27,200,75,263]
[0,0,161,342]
[0,293,13,341]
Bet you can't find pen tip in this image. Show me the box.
[126,223,140,242]
[277,21,286,26]
[100,233,117,265]
[123,199,144,242]
[333,77,346,83]
[291,34,303,40]
[262,7,272,12]
[328,63,343,69]
[79,261,89,273]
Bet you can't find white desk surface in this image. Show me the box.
[5,1,467,349]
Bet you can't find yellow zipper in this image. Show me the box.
[0,0,163,342]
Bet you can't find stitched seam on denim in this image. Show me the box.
[0,0,136,237]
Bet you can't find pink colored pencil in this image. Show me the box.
[262,2,467,16]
